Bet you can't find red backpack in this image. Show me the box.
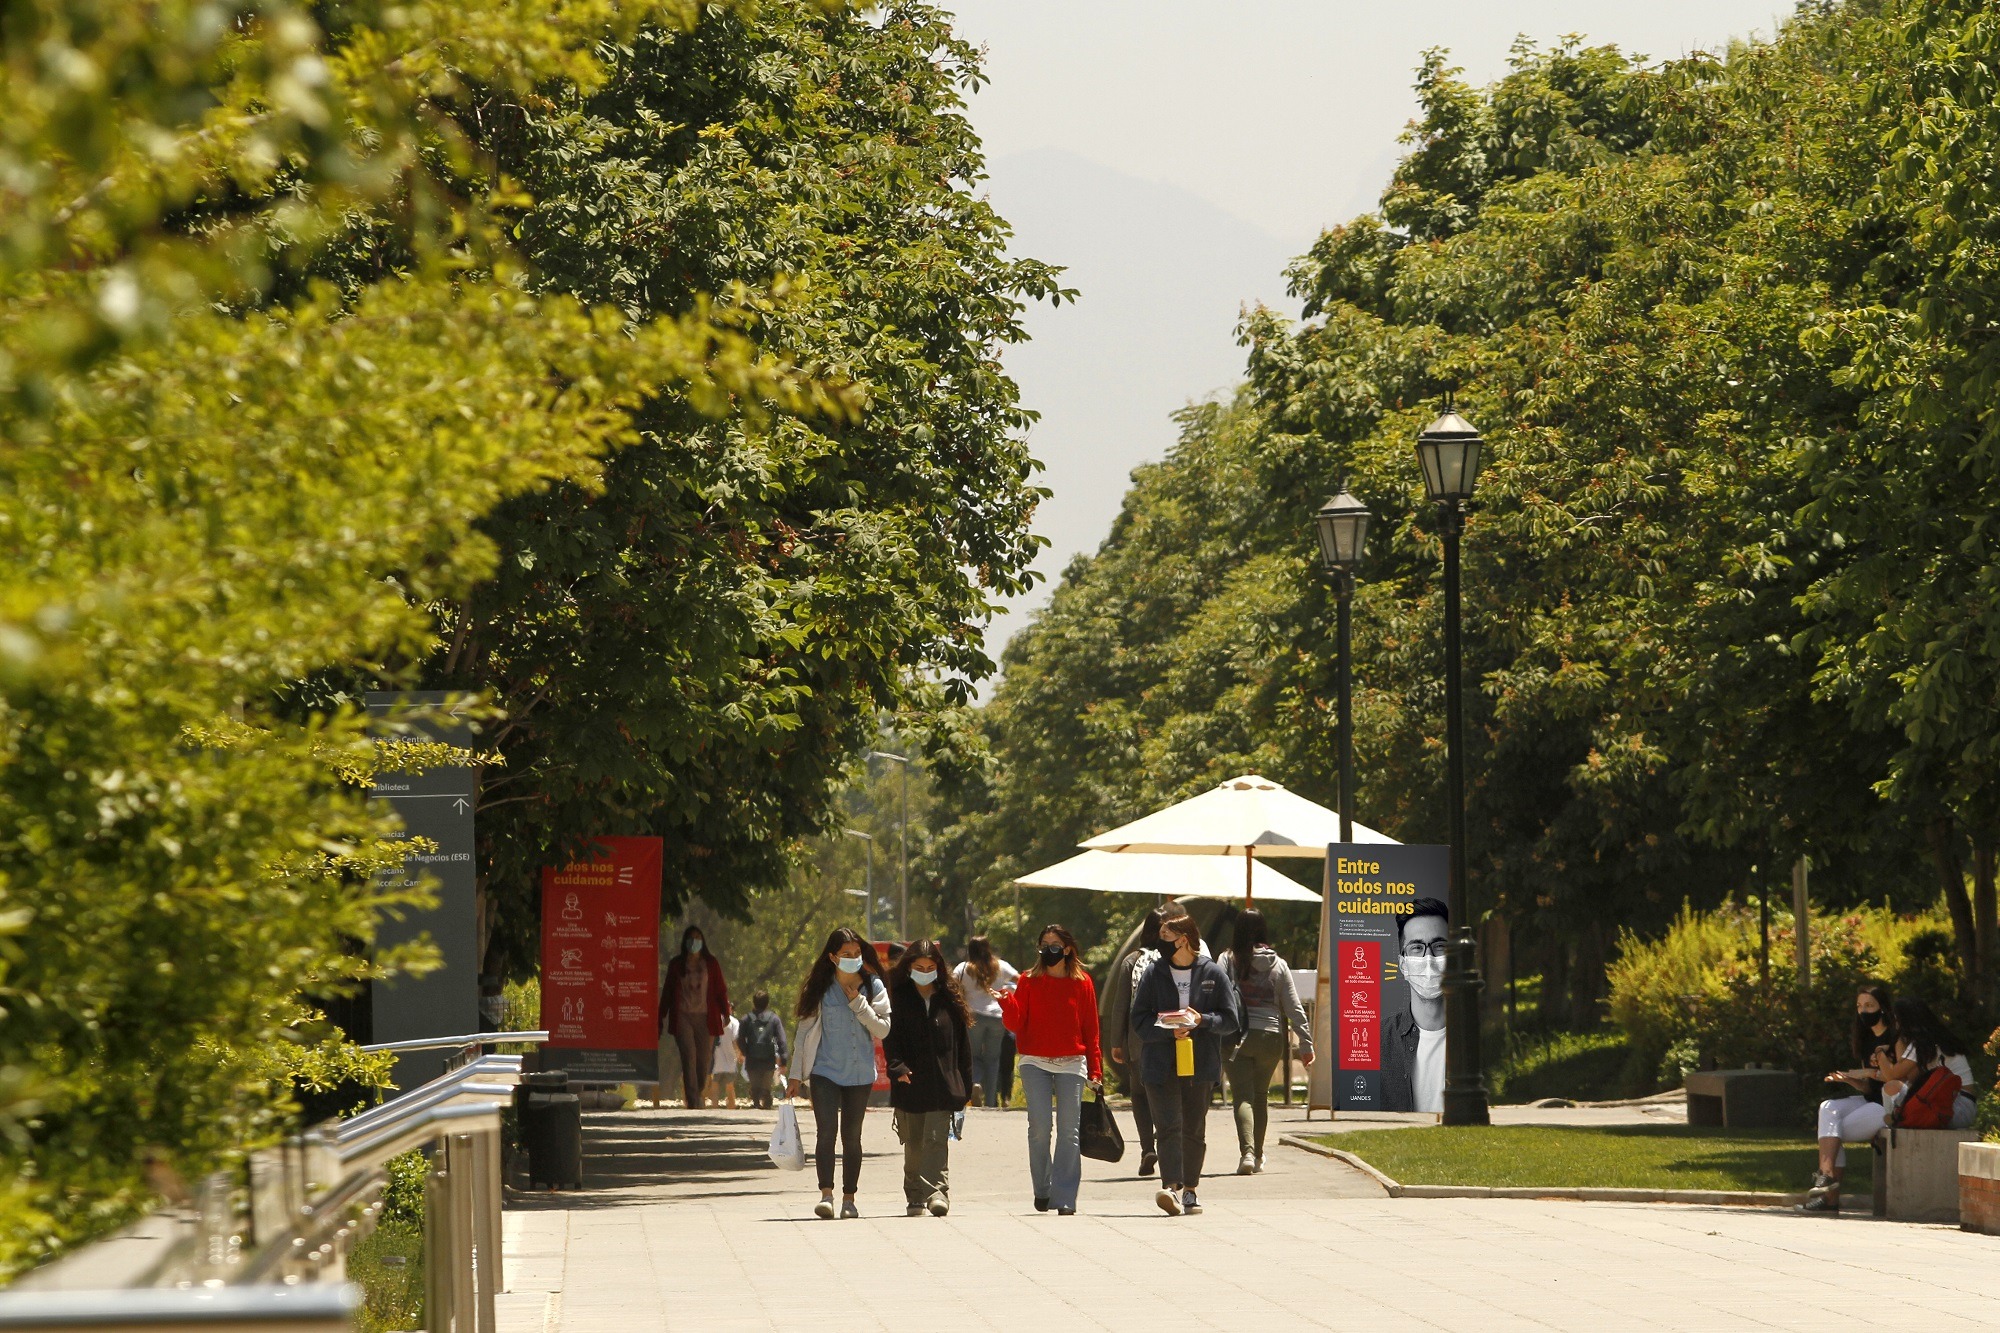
[1891,1065,1963,1130]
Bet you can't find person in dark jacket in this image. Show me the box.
[883,938,974,1217]
[735,989,789,1110]
[1133,907,1242,1217]
[1380,899,1447,1114]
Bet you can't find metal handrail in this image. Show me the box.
[1,1042,535,1331]
[359,1030,548,1053]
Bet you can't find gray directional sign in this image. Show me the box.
[366,691,480,1090]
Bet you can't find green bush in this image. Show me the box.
[1490,1030,1638,1104]
[1607,901,1969,1088]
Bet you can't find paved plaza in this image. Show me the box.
[496,1099,1998,1332]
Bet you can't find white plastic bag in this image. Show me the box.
[768,1101,807,1171]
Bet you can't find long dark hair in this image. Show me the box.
[1028,923,1081,978]
[965,934,999,990]
[891,939,970,1029]
[1852,982,1894,1064]
[1231,908,1268,979]
[795,926,881,1020]
[678,924,712,965]
[1890,996,1966,1069]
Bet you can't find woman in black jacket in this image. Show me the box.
[1133,907,1242,1217]
[884,939,974,1217]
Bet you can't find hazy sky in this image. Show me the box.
[943,1,1792,660]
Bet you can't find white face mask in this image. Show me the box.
[688,938,703,954]
[1403,953,1444,1000]
[836,955,864,974]
[910,968,938,986]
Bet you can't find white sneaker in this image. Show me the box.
[1237,1150,1256,1175]
[1155,1187,1183,1216]
[1182,1189,1202,1215]
[814,1198,836,1220]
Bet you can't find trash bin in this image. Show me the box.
[515,1069,570,1119]
[522,1091,583,1189]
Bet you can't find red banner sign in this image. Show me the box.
[1338,938,1380,1070]
[539,836,663,1082]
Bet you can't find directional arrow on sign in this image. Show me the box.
[452,797,471,814]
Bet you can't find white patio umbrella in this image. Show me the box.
[1012,849,1321,902]
[1078,773,1397,905]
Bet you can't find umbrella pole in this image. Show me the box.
[1244,847,1254,908]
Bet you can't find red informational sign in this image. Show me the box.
[539,836,663,1083]
[1338,938,1380,1070]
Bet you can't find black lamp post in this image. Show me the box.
[1414,406,1492,1127]
[1313,484,1371,845]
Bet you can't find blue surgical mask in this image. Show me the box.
[837,955,864,974]
[911,968,938,986]
[688,938,703,954]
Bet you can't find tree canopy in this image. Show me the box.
[941,0,2000,1023]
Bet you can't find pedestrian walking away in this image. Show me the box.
[1110,903,1175,1178]
[884,939,974,1216]
[954,934,1019,1107]
[737,989,789,1110]
[997,923,1102,1216]
[658,925,729,1110]
[1220,908,1313,1173]
[708,1000,741,1109]
[1133,906,1242,1216]
[787,927,892,1219]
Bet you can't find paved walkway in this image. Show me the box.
[498,1099,1996,1332]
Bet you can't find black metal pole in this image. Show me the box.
[1440,503,1490,1126]
[1337,573,1355,846]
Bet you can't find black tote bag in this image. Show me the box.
[1078,1083,1126,1163]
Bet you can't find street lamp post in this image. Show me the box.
[1313,484,1372,845]
[844,828,875,941]
[869,750,910,940]
[1414,405,1492,1128]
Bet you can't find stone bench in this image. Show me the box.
[1683,1068,1795,1128]
[1870,1127,1983,1224]
[1961,1140,2000,1234]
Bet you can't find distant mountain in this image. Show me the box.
[978,148,1302,661]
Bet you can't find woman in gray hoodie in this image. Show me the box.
[1218,910,1313,1174]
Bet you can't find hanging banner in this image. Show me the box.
[1320,843,1449,1113]
[539,836,663,1084]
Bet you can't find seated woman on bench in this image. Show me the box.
[1877,998,1978,1131]
[1803,983,1895,1214]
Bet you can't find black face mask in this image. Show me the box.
[1039,943,1067,968]
[1860,1011,1883,1028]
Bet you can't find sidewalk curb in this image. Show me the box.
[1276,1134,1807,1208]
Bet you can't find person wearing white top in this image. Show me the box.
[707,1004,741,1110]
[954,936,1018,1107]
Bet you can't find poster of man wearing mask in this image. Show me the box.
[1325,844,1448,1113]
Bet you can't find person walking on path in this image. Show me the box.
[658,925,729,1110]
[708,1000,742,1109]
[884,939,974,1217]
[954,935,1018,1107]
[996,924,1102,1216]
[736,990,788,1110]
[787,927,892,1219]
[1110,904,1174,1178]
[1219,909,1313,1174]
[1133,907,1242,1217]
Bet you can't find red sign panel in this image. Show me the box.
[1338,938,1380,1070]
[539,836,662,1081]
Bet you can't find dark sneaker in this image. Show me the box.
[927,1195,949,1217]
[840,1199,859,1219]
[1182,1189,1202,1215]
[1798,1191,1840,1215]
[905,1204,924,1217]
[1138,1152,1158,1178]
[1034,1196,1050,1212]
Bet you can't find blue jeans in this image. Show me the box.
[1020,1063,1083,1209]
[969,1015,1006,1106]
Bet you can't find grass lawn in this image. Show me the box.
[1312,1124,1865,1195]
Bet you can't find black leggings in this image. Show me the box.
[810,1076,871,1195]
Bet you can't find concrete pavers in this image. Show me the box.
[498,1100,1996,1332]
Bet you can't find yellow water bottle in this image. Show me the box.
[1174,1029,1195,1077]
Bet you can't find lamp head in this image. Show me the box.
[1415,409,1484,505]
[1313,484,1372,575]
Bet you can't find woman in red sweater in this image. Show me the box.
[996,923,1101,1215]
